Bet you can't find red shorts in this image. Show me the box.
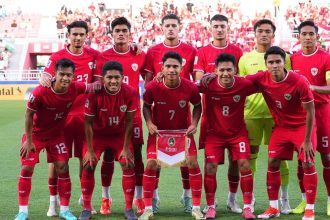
[83,135,133,163]
[315,103,330,154]
[146,134,197,160]
[132,117,144,146]
[268,126,317,162]
[204,132,251,164]
[20,134,69,167]
[64,115,84,158]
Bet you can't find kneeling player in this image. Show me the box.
[138,52,204,220]
[79,61,138,220]
[199,53,256,220]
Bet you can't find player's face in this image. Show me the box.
[210,20,228,41]
[68,27,87,48]
[112,24,130,45]
[298,26,318,49]
[103,70,123,93]
[162,19,180,41]
[265,54,286,81]
[255,24,274,46]
[215,61,236,87]
[54,67,74,89]
[162,58,182,83]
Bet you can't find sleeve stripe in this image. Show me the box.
[127,109,137,112]
[193,69,204,73]
[302,99,314,104]
[193,102,201,106]
[144,69,153,73]
[27,106,37,112]
[42,72,52,77]
[143,101,152,105]
[85,113,95,116]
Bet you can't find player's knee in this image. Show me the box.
[238,159,251,172]
[205,163,217,175]
[268,158,281,169]
[186,157,199,168]
[146,159,158,170]
[55,161,69,174]
[321,153,330,167]
[22,165,34,173]
[302,161,315,169]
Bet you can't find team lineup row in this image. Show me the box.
[14,13,330,220]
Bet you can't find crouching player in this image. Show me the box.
[138,52,204,220]
[15,58,96,220]
[78,61,138,220]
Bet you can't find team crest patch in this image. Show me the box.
[88,62,94,70]
[179,100,186,108]
[67,102,72,108]
[311,68,318,76]
[233,95,240,102]
[182,58,186,66]
[85,99,89,108]
[168,137,175,147]
[284,94,292,101]
[132,63,138,71]
[194,56,198,65]
[28,94,35,103]
[120,105,127,112]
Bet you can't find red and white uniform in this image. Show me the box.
[291,48,330,153]
[143,78,201,159]
[247,71,316,161]
[144,41,197,80]
[199,76,257,164]
[84,84,138,160]
[21,82,86,166]
[95,47,146,144]
[44,46,100,158]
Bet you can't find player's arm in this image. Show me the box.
[186,103,202,136]
[194,71,204,82]
[301,101,315,162]
[144,71,154,85]
[83,115,97,169]
[143,102,158,135]
[119,111,135,167]
[20,108,36,158]
[309,74,330,94]
[39,72,52,87]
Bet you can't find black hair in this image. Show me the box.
[210,14,228,23]
[161,13,181,25]
[264,46,286,61]
[67,20,88,34]
[102,61,123,76]
[254,19,276,33]
[298,20,318,34]
[215,53,236,67]
[162,51,182,65]
[55,58,75,72]
[111,16,131,31]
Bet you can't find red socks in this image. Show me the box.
[204,174,216,206]
[303,166,318,204]
[297,161,305,194]
[143,168,156,207]
[181,166,190,190]
[48,177,58,196]
[267,166,281,200]
[18,169,33,206]
[240,170,253,204]
[58,172,71,206]
[101,160,114,188]
[81,169,95,210]
[122,169,136,209]
[228,174,239,194]
[189,168,202,206]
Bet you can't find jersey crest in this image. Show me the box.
[132,63,138,71]
[120,105,127,112]
[233,95,241,102]
[88,62,94,70]
[311,67,318,76]
[85,99,89,108]
[168,137,175,147]
[179,100,187,108]
[284,94,292,101]
[182,58,186,66]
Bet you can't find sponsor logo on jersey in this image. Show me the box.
[28,94,35,103]
[168,137,175,147]
[233,95,240,102]
[179,100,186,108]
[182,58,186,66]
[88,62,94,70]
[67,102,72,108]
[120,105,127,112]
[132,63,138,71]
[211,96,220,100]
[311,67,318,76]
[85,99,89,108]
[284,94,292,101]
[157,101,166,105]
[100,108,108,111]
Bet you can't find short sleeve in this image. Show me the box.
[189,83,201,105]
[75,82,87,94]
[127,89,138,112]
[43,54,59,77]
[297,75,314,103]
[94,54,104,77]
[193,49,205,73]
[143,82,154,105]
[27,87,42,111]
[85,93,97,116]
[144,49,155,75]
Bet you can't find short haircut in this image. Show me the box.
[102,61,123,76]
[55,58,75,72]
[67,20,88,34]
[264,46,286,61]
[254,19,276,33]
[210,14,228,23]
[162,51,182,65]
[111,16,131,32]
[298,20,318,34]
[161,13,181,25]
[215,53,236,67]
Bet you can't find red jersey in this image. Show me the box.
[291,48,330,104]
[143,78,201,130]
[43,46,100,116]
[198,76,257,138]
[85,84,138,137]
[194,43,243,73]
[247,71,314,128]
[144,41,197,80]
[27,82,86,138]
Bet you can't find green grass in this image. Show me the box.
[0,100,328,219]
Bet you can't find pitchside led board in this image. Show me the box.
[156,130,188,168]
[0,81,38,100]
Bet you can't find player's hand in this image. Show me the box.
[186,125,197,136]
[83,150,97,169]
[119,148,134,168]
[130,43,143,55]
[200,72,216,88]
[90,81,102,93]
[20,141,36,158]
[39,74,52,87]
[154,72,164,82]
[147,122,158,135]
[300,140,315,163]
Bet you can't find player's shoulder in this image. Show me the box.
[49,48,67,60]
[228,43,243,52]
[147,43,162,53]
[181,77,197,88]
[290,50,302,59]
[122,83,137,94]
[180,41,197,51]
[83,46,100,57]
[145,80,159,90]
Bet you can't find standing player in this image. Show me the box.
[238,19,291,213]
[143,13,198,213]
[15,59,88,220]
[79,61,138,220]
[94,17,146,215]
[245,46,317,220]
[290,20,330,216]
[199,53,256,220]
[139,52,204,220]
[40,20,100,216]
[194,14,243,213]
